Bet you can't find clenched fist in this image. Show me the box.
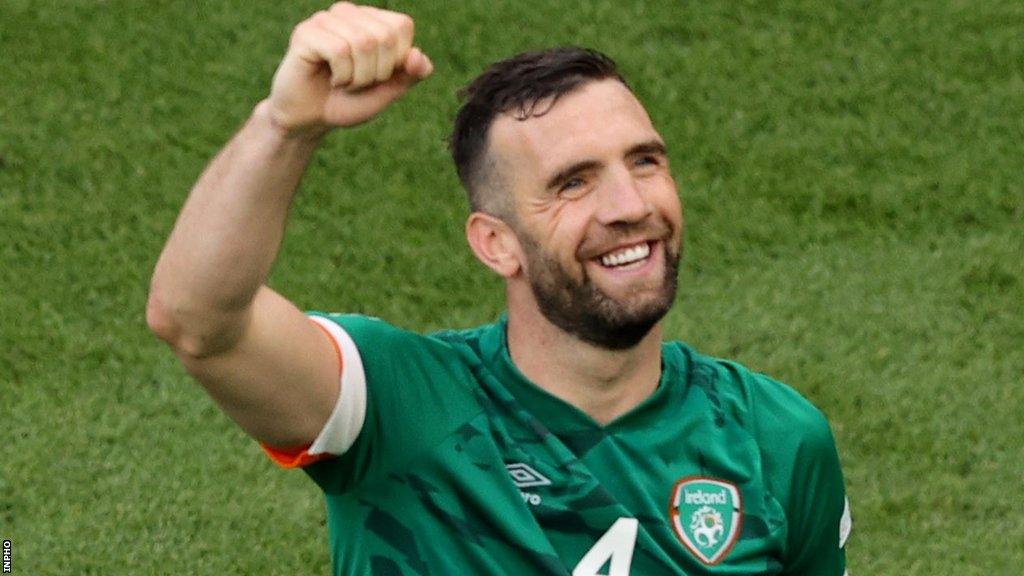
[266,2,433,137]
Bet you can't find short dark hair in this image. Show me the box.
[449,47,626,216]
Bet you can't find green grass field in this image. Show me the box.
[2,0,1022,573]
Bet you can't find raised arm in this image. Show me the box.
[146,3,432,448]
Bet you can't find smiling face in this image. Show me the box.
[486,79,684,349]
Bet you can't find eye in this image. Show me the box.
[557,176,590,199]
[560,177,584,191]
[635,155,659,167]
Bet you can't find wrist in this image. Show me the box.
[252,100,330,145]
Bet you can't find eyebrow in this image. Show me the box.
[626,140,668,158]
[544,139,668,190]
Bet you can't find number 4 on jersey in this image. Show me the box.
[572,518,639,576]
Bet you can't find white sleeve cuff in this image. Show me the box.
[839,496,852,548]
[307,316,367,456]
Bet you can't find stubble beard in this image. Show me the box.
[519,232,681,350]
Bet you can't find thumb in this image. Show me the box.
[402,48,434,80]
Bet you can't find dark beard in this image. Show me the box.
[521,236,680,350]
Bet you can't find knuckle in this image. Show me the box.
[310,10,331,25]
[348,31,374,52]
[375,29,397,49]
[329,2,355,17]
[328,41,351,61]
[290,22,314,43]
[394,14,414,36]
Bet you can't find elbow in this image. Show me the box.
[146,286,230,359]
[146,288,184,348]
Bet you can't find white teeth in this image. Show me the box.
[600,242,651,267]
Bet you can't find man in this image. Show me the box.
[148,3,851,574]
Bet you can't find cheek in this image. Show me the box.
[672,195,685,231]
[653,180,683,229]
[530,203,593,259]
[561,209,602,261]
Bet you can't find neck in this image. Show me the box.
[505,287,664,425]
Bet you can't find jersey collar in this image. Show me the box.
[479,314,689,439]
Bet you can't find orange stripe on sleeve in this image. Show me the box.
[261,443,334,468]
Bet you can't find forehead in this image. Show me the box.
[488,79,661,183]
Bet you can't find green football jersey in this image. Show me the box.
[300,313,850,575]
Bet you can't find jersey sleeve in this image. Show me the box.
[299,313,482,495]
[782,411,849,574]
[749,374,850,575]
[260,315,369,467]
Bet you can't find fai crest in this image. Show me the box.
[669,477,742,565]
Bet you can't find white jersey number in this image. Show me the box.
[572,518,638,576]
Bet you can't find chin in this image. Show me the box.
[539,288,676,351]
[524,233,681,350]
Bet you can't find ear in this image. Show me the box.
[466,212,522,278]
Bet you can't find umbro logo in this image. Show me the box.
[506,463,551,489]
[507,463,550,506]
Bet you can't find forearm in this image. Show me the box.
[148,100,322,355]
[145,3,430,448]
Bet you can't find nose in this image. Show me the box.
[594,167,651,225]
